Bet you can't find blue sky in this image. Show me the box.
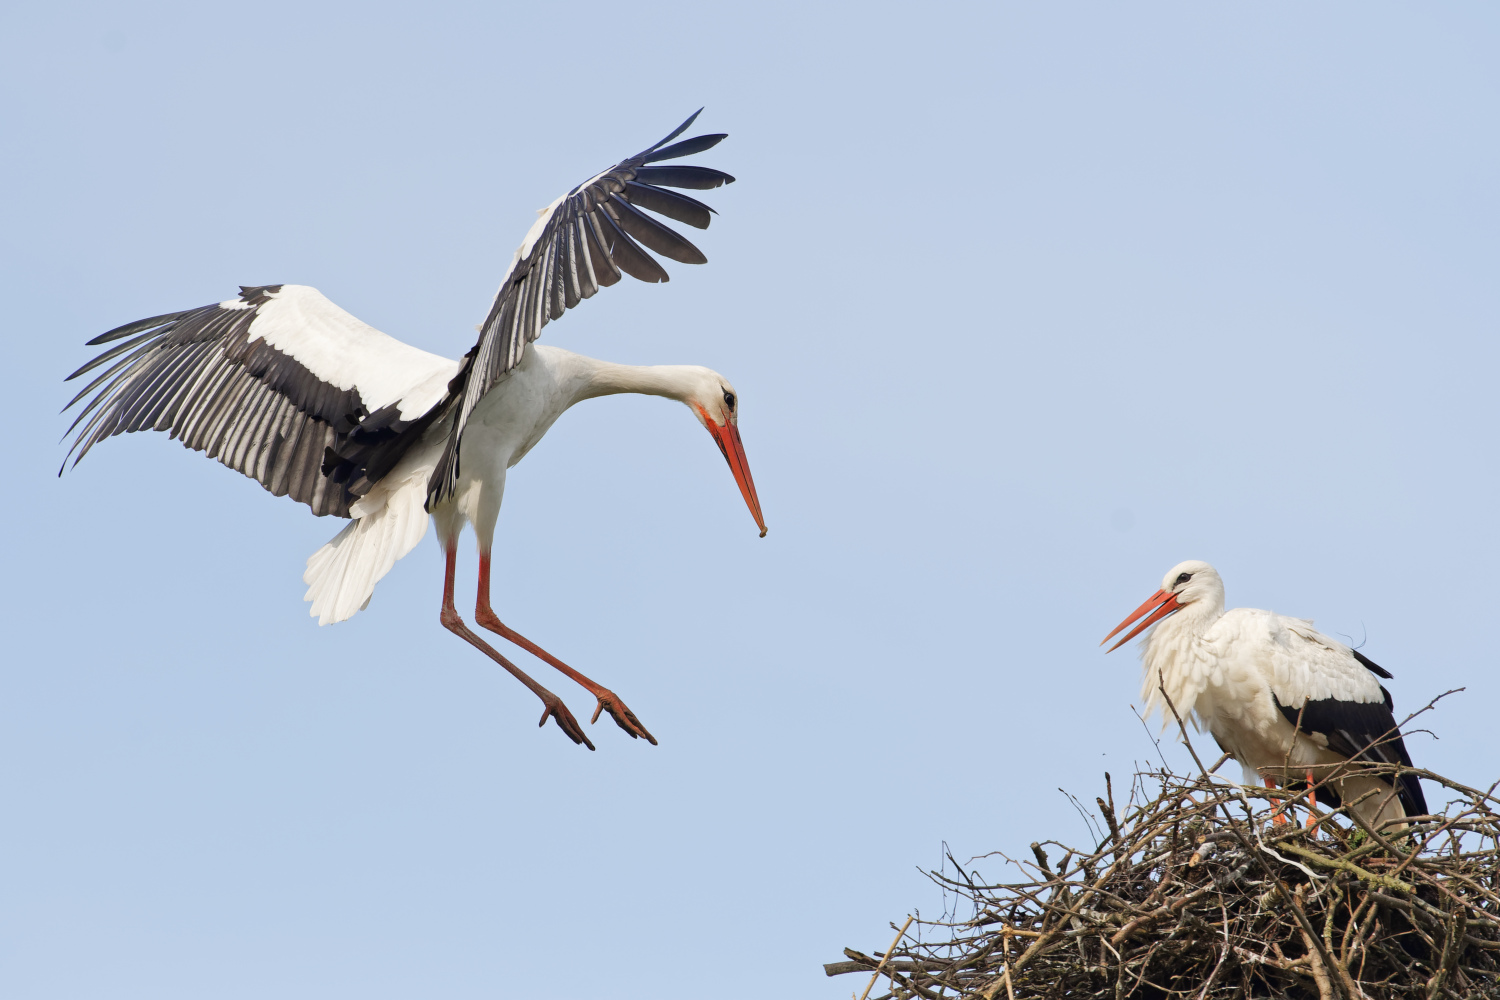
[3,3,1498,997]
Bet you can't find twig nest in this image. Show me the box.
[827,765,1500,998]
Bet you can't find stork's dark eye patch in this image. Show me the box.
[723,391,735,409]
[1175,572,1193,585]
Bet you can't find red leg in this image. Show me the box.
[1266,777,1290,826]
[473,552,657,745]
[438,546,593,750]
[1305,770,1319,831]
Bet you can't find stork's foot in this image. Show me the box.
[1264,776,1290,827]
[469,602,656,745]
[540,694,596,751]
[589,689,658,745]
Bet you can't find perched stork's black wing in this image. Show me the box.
[1274,676,1428,817]
[426,110,735,507]
[62,284,460,517]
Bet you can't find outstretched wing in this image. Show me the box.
[62,284,459,517]
[427,109,735,506]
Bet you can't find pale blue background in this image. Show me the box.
[3,3,1497,997]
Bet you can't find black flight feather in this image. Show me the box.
[625,181,715,229]
[84,309,195,346]
[592,209,670,283]
[642,133,727,163]
[634,165,735,190]
[1352,649,1395,679]
[606,195,708,264]
[1273,692,1428,816]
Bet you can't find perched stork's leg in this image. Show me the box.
[1305,770,1319,831]
[1266,777,1290,826]
[473,552,657,745]
[439,546,594,750]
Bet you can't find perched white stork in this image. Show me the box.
[1102,561,1427,830]
[61,111,764,751]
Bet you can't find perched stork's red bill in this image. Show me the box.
[1101,589,1180,652]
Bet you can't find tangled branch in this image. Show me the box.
[827,762,1500,998]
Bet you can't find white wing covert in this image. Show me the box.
[1265,617,1385,706]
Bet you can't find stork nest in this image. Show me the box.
[827,746,1500,997]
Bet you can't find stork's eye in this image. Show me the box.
[1175,572,1193,585]
[723,391,735,409]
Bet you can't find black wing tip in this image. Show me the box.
[634,165,735,190]
[1351,649,1394,679]
[84,313,174,347]
[82,289,269,348]
[644,109,706,154]
[641,132,729,165]
[1401,773,1429,816]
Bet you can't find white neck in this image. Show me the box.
[567,355,704,406]
[1139,596,1226,730]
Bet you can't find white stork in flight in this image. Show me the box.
[1102,561,1427,830]
[61,111,764,751]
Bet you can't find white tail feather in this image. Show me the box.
[303,473,431,625]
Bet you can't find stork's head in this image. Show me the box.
[680,368,766,538]
[1101,560,1224,652]
[1158,560,1222,607]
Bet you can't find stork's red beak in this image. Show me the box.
[705,417,766,537]
[1101,589,1180,652]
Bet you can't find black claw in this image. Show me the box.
[537,701,594,749]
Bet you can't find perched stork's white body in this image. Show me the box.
[63,112,764,750]
[1104,561,1426,830]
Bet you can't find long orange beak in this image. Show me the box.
[706,418,767,537]
[1101,589,1180,653]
